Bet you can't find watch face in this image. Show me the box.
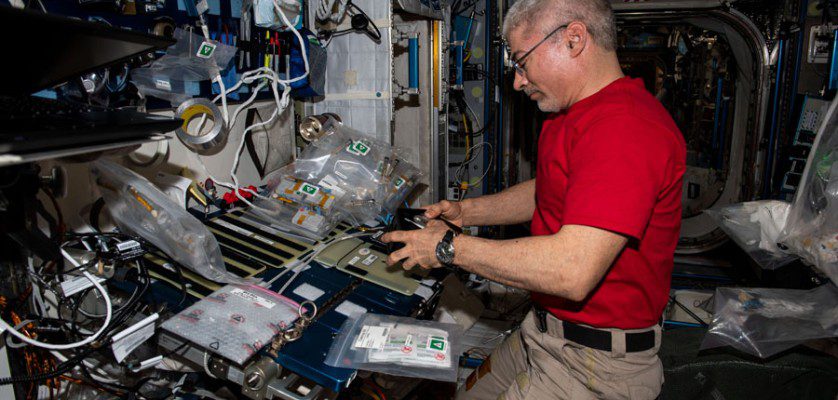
[436,241,455,265]
[436,230,456,265]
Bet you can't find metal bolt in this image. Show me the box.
[245,371,264,390]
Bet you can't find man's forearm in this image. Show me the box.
[451,234,580,299]
[461,179,535,226]
[451,225,627,302]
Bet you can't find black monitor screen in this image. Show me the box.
[0,6,174,96]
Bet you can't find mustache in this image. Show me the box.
[523,87,538,96]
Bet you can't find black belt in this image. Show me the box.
[534,306,656,353]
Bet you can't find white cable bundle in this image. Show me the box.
[0,250,113,350]
[194,0,312,210]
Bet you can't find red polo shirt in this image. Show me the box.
[530,77,686,329]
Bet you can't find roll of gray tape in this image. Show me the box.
[175,98,227,151]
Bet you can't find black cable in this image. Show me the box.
[320,2,381,44]
[669,296,709,327]
[159,342,189,359]
[348,2,381,42]
[144,253,189,308]
[0,346,101,385]
[77,360,130,396]
[65,258,150,345]
[89,197,106,232]
[0,232,156,389]
[134,375,184,400]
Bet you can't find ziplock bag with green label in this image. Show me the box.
[91,160,245,284]
[251,165,345,240]
[324,313,462,382]
[131,28,236,103]
[381,155,423,214]
[294,122,420,224]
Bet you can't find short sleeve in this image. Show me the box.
[562,115,675,240]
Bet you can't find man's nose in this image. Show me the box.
[513,72,528,91]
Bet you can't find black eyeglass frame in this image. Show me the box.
[508,23,570,76]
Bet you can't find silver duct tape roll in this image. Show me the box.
[175,98,227,151]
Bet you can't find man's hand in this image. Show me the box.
[381,220,450,270]
[423,200,465,227]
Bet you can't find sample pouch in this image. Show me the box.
[295,123,420,224]
[700,285,838,358]
[91,160,245,284]
[324,313,462,382]
[161,284,301,365]
[251,165,344,240]
[131,28,236,102]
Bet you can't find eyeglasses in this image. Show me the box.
[508,24,569,76]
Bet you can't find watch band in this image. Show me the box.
[436,229,458,266]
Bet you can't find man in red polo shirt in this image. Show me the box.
[382,0,685,398]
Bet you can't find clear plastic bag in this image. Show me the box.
[777,101,838,283]
[91,160,244,284]
[251,165,344,240]
[131,28,237,102]
[324,313,462,382]
[129,72,196,105]
[161,284,301,365]
[381,155,423,213]
[295,122,420,224]
[704,201,797,270]
[700,284,838,358]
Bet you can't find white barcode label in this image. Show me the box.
[116,240,141,251]
[230,288,275,309]
[361,254,378,266]
[353,326,389,349]
[154,79,172,91]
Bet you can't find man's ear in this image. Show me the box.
[566,21,587,57]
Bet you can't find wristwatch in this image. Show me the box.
[435,230,459,266]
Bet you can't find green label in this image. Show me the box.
[429,337,445,351]
[394,176,405,189]
[197,42,216,58]
[298,183,319,196]
[347,140,371,156]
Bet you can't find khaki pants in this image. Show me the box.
[457,310,663,400]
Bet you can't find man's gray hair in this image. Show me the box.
[502,0,617,51]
